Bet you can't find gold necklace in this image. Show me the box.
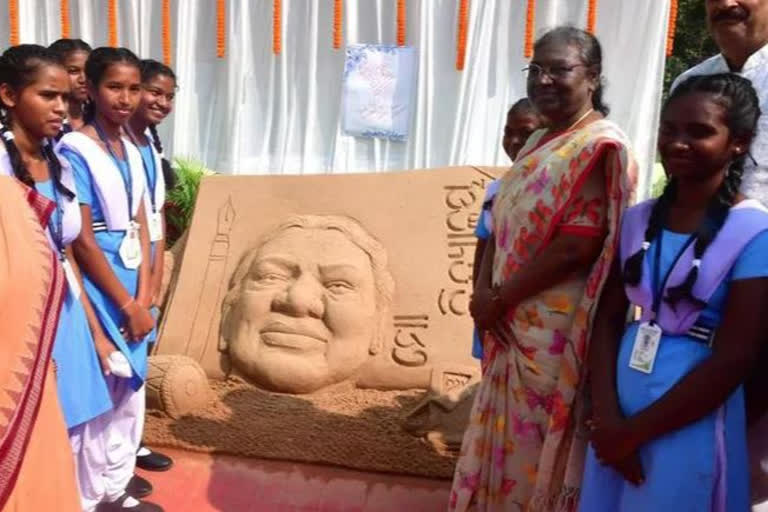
[565,108,595,132]
[552,108,595,135]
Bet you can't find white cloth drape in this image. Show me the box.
[7,0,669,198]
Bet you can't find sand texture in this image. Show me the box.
[143,377,458,479]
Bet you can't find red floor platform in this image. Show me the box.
[137,447,451,512]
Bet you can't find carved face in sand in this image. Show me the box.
[221,215,394,394]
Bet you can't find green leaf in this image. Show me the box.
[664,0,719,96]
[164,157,216,246]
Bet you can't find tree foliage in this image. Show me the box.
[664,0,719,94]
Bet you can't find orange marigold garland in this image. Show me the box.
[61,0,71,38]
[216,0,226,58]
[587,0,597,34]
[273,0,282,55]
[8,0,18,45]
[456,0,469,70]
[666,0,679,57]
[162,0,172,65]
[333,0,343,50]
[397,0,406,46]
[524,0,535,59]
[108,0,118,47]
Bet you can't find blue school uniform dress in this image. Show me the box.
[472,179,500,360]
[579,204,768,512]
[36,179,114,429]
[136,140,166,344]
[58,131,150,392]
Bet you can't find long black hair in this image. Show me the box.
[0,44,74,199]
[48,38,92,58]
[83,47,141,124]
[623,73,760,309]
[139,59,177,190]
[533,26,609,116]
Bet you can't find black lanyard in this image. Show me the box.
[39,170,65,261]
[650,231,696,322]
[126,130,157,213]
[92,120,133,220]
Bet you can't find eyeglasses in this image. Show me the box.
[522,63,587,81]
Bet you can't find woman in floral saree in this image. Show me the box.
[449,27,637,511]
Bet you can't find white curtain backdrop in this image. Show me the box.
[6,0,670,197]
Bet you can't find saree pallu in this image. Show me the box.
[450,120,637,511]
[0,177,79,511]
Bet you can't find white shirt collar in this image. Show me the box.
[715,41,768,73]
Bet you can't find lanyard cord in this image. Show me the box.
[92,120,134,220]
[650,231,696,323]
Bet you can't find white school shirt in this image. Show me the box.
[56,131,145,231]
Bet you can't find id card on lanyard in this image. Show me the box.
[42,179,81,300]
[93,121,142,269]
[127,130,163,242]
[629,232,696,374]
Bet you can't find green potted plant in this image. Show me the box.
[164,157,215,246]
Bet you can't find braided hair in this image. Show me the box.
[0,44,74,199]
[140,59,177,190]
[623,73,760,309]
[83,47,141,124]
[533,26,609,116]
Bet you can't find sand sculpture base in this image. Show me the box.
[143,377,458,479]
[143,357,479,477]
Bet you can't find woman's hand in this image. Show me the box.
[150,285,161,310]
[122,300,155,341]
[590,415,642,466]
[93,332,114,376]
[610,452,645,486]
[470,286,502,330]
[137,294,153,310]
[589,413,645,485]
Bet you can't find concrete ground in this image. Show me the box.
[137,444,768,511]
[137,447,451,512]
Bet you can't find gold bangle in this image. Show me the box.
[120,297,135,311]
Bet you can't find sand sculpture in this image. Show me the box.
[145,355,210,419]
[220,215,394,393]
[147,166,504,476]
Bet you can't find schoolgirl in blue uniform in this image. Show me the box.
[57,47,162,512]
[0,44,115,512]
[48,38,92,137]
[125,59,178,473]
